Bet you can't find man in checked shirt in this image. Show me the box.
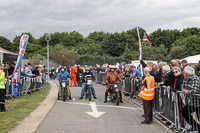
[181,66,200,132]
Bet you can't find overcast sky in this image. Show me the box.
[0,0,200,41]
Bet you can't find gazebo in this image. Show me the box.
[0,47,18,63]
[181,54,200,64]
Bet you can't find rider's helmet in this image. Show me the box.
[109,65,116,72]
[60,66,65,73]
[85,67,90,72]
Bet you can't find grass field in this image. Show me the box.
[0,86,50,133]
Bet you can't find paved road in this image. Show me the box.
[36,80,166,133]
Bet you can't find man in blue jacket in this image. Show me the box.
[58,67,72,100]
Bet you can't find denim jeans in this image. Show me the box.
[80,83,96,97]
[42,77,46,87]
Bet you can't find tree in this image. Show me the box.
[101,32,126,57]
[169,45,188,59]
[149,29,181,51]
[50,44,79,66]
[86,31,107,44]
[171,35,200,57]
[0,36,13,51]
[60,31,84,47]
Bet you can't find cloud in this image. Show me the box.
[0,0,199,41]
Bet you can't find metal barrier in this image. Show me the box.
[153,86,200,133]
[5,75,47,98]
[94,72,200,132]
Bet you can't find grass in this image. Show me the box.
[0,86,50,133]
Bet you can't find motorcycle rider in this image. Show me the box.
[77,65,83,86]
[58,66,72,100]
[80,68,97,99]
[104,65,123,103]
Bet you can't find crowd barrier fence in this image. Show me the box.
[94,72,200,133]
[5,75,48,98]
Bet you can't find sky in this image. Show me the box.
[0,0,200,41]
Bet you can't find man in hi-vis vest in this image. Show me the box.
[0,63,6,112]
[138,67,155,124]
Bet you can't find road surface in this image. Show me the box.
[36,80,166,133]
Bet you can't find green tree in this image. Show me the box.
[171,35,200,57]
[101,32,126,57]
[0,36,13,51]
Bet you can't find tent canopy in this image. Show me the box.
[0,47,18,62]
[182,54,200,64]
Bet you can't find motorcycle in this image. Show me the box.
[84,75,93,101]
[109,82,121,106]
[77,73,83,87]
[50,71,56,80]
[58,78,70,102]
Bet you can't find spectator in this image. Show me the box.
[153,64,162,83]
[181,66,200,131]
[129,64,141,78]
[167,60,177,88]
[32,66,41,76]
[176,59,181,67]
[139,57,156,79]
[96,65,102,74]
[171,66,185,128]
[4,64,9,77]
[194,60,200,77]
[124,65,130,77]
[181,59,189,70]
[8,62,15,76]
[25,64,33,76]
[171,66,184,91]
[161,65,171,86]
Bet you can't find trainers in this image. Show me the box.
[141,120,150,124]
[69,96,72,100]
[94,97,97,99]
[120,100,123,103]
[80,97,83,99]
[1,109,7,112]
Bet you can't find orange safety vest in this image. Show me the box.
[138,76,155,100]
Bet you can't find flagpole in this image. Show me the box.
[137,27,144,77]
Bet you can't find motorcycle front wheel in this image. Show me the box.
[88,87,91,101]
[116,92,119,106]
[62,87,66,102]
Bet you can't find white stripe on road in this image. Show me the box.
[56,101,142,111]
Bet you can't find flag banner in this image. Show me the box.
[143,32,152,46]
[137,28,144,76]
[11,34,29,97]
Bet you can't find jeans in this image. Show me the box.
[42,77,46,87]
[80,83,96,97]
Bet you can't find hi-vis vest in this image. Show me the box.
[138,76,155,100]
[56,68,59,73]
[0,70,5,89]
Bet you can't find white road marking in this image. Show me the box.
[56,101,142,111]
[86,102,105,118]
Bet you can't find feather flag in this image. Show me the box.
[11,34,29,97]
[143,32,152,46]
[137,28,144,76]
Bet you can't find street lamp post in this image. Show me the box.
[45,33,51,81]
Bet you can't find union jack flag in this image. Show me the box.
[12,34,29,97]
[143,33,152,46]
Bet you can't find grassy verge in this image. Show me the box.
[0,86,50,133]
